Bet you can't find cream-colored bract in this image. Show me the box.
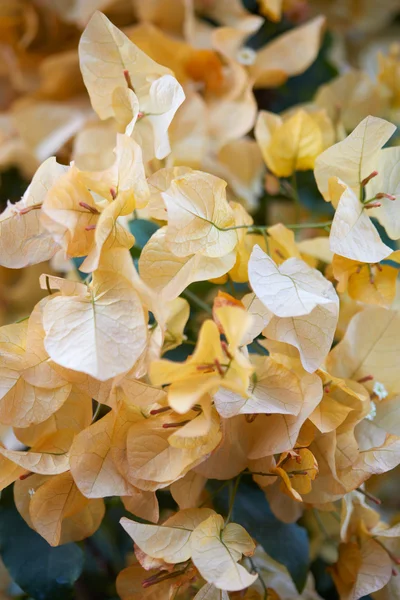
[79,11,185,160]
[327,307,400,396]
[162,171,237,258]
[139,227,236,300]
[248,245,339,318]
[43,271,148,381]
[190,514,257,591]
[366,146,400,239]
[0,158,66,268]
[328,179,392,263]
[120,508,214,563]
[314,115,396,200]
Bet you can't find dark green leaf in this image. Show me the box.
[163,343,194,362]
[311,557,338,600]
[129,219,159,249]
[130,245,141,260]
[0,488,84,600]
[0,167,29,211]
[295,171,334,215]
[371,218,397,251]
[72,256,86,275]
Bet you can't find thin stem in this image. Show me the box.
[313,508,332,541]
[45,275,53,296]
[260,228,270,255]
[248,556,268,600]
[150,406,171,415]
[220,222,332,233]
[250,469,312,477]
[170,584,184,600]
[359,178,365,204]
[356,487,381,505]
[221,224,255,231]
[199,480,231,508]
[123,69,134,91]
[225,475,241,525]
[228,278,236,296]
[182,289,212,314]
[15,315,29,323]
[250,339,269,356]
[142,566,188,588]
[291,172,301,223]
[36,451,67,456]
[163,420,191,429]
[284,221,332,231]
[85,537,117,579]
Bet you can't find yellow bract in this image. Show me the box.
[274,448,318,500]
[255,109,326,177]
[378,44,400,110]
[15,472,105,546]
[333,254,399,308]
[151,306,254,413]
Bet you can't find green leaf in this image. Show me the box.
[129,219,159,249]
[310,557,338,599]
[0,167,29,211]
[72,256,86,275]
[163,343,194,362]
[208,479,310,593]
[0,487,84,600]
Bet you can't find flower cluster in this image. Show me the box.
[1,2,400,600]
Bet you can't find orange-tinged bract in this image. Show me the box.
[0,4,400,600]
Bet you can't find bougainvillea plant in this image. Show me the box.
[1,2,400,599]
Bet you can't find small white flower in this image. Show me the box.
[236,47,257,66]
[28,488,35,497]
[373,381,388,401]
[365,401,377,421]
